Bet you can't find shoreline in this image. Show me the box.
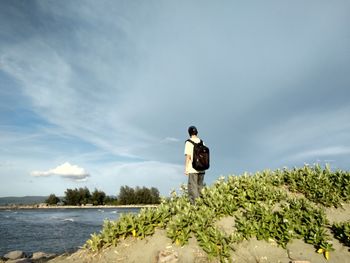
[0,204,158,210]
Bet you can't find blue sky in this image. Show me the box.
[0,1,349,197]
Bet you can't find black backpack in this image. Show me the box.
[186,139,210,171]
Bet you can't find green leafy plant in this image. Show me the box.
[331,221,350,247]
[281,164,350,207]
[85,164,350,262]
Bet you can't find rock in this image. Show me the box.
[31,252,56,260]
[4,251,25,260]
[157,250,178,263]
[6,259,32,263]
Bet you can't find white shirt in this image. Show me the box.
[184,137,204,174]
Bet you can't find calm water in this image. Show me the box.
[0,208,140,256]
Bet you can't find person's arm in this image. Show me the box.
[184,141,192,175]
[185,154,191,175]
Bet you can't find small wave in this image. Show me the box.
[98,209,104,213]
[110,211,117,214]
[62,218,74,222]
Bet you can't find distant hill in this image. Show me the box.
[0,196,48,206]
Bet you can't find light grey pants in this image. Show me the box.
[188,173,205,204]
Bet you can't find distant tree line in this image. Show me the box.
[118,186,160,205]
[45,186,160,206]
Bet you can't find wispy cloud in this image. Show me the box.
[256,106,350,155]
[0,161,14,168]
[0,29,156,160]
[291,146,350,161]
[31,162,90,181]
[161,137,180,143]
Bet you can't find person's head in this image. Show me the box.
[188,126,198,136]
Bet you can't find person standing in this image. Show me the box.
[184,126,206,204]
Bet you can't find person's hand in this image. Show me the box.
[184,170,188,176]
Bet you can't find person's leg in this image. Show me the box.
[188,173,199,204]
[197,173,205,197]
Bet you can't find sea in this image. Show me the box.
[0,208,140,256]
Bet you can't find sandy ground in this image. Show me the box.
[49,229,209,263]
[48,203,350,263]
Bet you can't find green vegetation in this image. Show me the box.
[64,187,93,205]
[273,164,350,207]
[45,194,60,205]
[118,186,160,205]
[85,165,350,262]
[331,221,350,247]
[46,186,161,206]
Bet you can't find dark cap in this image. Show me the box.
[188,126,198,136]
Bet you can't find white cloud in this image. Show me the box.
[31,162,90,181]
[161,137,180,143]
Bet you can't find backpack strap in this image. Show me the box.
[186,139,203,145]
[186,139,194,145]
